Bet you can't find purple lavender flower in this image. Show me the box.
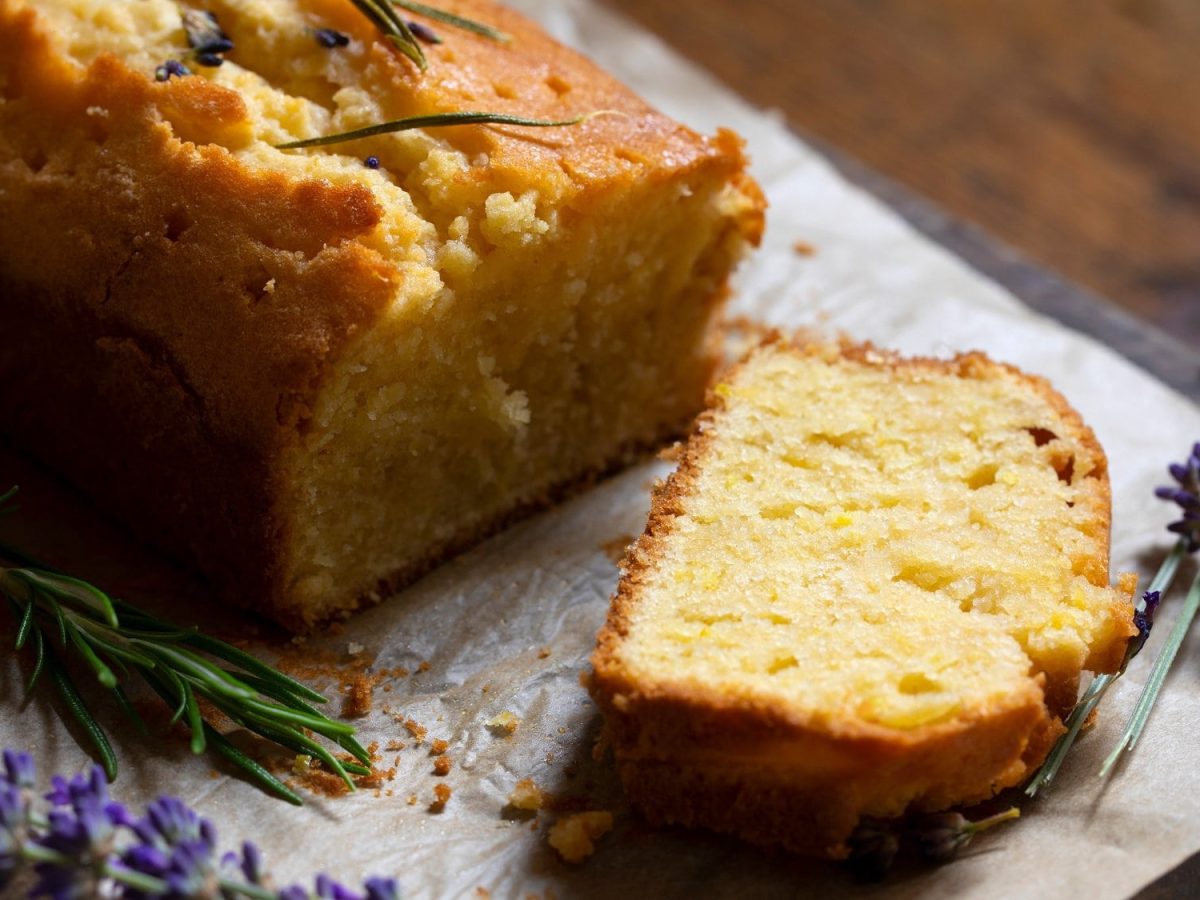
[5,750,401,898]
[154,60,191,82]
[845,819,898,882]
[1121,589,1163,672]
[313,27,350,49]
[120,797,219,899]
[1156,443,1200,551]
[406,20,441,45]
[908,807,1020,862]
[315,873,363,900]
[4,750,37,790]
[32,766,127,899]
[0,780,29,887]
[363,877,399,900]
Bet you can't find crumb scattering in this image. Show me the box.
[548,812,613,864]
[486,711,520,735]
[433,755,452,776]
[430,739,449,755]
[418,660,431,673]
[507,779,546,812]
[537,647,551,659]
[792,239,816,256]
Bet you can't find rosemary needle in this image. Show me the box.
[1100,568,1200,775]
[275,110,590,149]
[393,0,511,42]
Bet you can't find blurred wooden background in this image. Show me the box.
[604,0,1200,342]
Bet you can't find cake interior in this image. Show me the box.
[287,174,747,622]
[18,0,760,625]
[614,345,1131,731]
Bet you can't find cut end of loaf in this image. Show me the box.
[0,0,764,630]
[591,337,1135,855]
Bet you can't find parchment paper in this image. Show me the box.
[3,1,1200,897]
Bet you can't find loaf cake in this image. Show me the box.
[590,338,1136,856]
[0,0,763,629]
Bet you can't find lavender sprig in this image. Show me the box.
[0,487,370,805]
[1027,444,1200,795]
[0,750,399,899]
[846,807,1019,880]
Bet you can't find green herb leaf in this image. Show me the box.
[205,725,304,806]
[276,110,589,150]
[350,0,427,70]
[1100,569,1200,775]
[393,0,510,42]
[46,643,118,780]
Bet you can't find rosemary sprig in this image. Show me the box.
[275,110,591,150]
[1100,565,1200,774]
[1027,443,1200,795]
[350,0,427,70]
[0,487,368,805]
[393,0,511,42]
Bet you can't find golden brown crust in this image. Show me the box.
[0,1,762,626]
[590,335,1134,855]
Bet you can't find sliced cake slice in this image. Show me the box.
[591,338,1135,856]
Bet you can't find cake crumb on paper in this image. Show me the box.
[433,755,452,776]
[548,812,613,864]
[792,239,816,256]
[403,718,428,742]
[430,739,449,754]
[507,778,546,812]
[486,711,520,735]
[340,673,375,718]
[430,783,452,812]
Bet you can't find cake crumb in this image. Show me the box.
[475,889,491,899]
[430,739,449,754]
[433,755,452,776]
[537,647,551,659]
[792,239,816,256]
[486,711,520,735]
[407,794,418,806]
[341,673,375,718]
[418,660,431,673]
[430,783,452,812]
[507,778,546,812]
[403,719,427,742]
[548,812,613,864]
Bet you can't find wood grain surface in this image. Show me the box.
[602,0,1200,345]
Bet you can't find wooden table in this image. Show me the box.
[600,1,1200,894]
[604,0,1200,402]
